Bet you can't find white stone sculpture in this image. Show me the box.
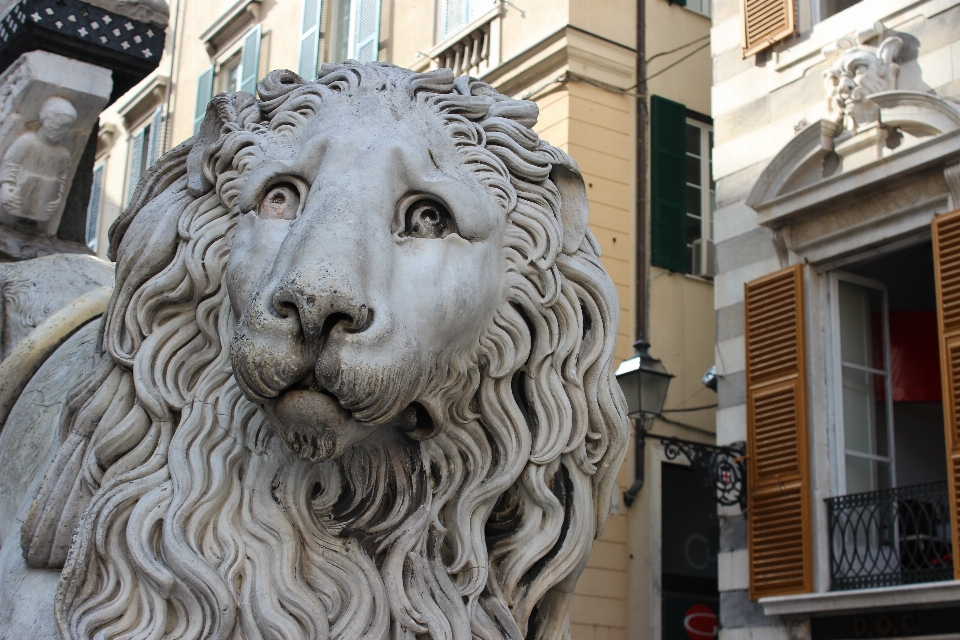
[0,97,77,226]
[0,62,628,639]
[823,36,903,132]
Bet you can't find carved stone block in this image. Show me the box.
[0,51,111,237]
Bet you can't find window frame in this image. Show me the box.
[683,0,712,18]
[684,117,715,275]
[828,270,897,497]
[217,52,243,94]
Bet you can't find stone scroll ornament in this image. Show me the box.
[0,62,628,639]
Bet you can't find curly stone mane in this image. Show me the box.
[21,62,628,639]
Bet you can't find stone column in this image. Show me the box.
[0,50,112,260]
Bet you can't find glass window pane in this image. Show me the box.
[845,456,892,494]
[687,185,702,216]
[839,281,883,369]
[686,212,701,245]
[686,155,701,186]
[686,124,700,156]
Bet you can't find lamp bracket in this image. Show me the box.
[648,434,747,509]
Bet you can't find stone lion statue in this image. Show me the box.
[0,62,627,639]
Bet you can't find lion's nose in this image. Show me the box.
[271,278,373,348]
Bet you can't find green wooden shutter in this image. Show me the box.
[86,163,104,250]
[650,94,687,273]
[126,129,144,206]
[299,0,323,79]
[194,66,214,134]
[147,107,163,168]
[353,0,380,63]
[240,24,262,95]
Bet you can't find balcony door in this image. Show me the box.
[830,272,896,495]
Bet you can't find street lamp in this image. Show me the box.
[617,339,673,507]
[617,339,747,510]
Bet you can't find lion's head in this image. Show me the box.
[21,63,627,640]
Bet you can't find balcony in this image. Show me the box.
[826,481,952,591]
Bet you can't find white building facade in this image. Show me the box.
[711,0,960,638]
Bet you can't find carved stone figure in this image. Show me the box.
[0,62,627,639]
[824,36,903,131]
[0,51,111,243]
[0,97,77,226]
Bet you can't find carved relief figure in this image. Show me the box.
[0,96,77,225]
[824,36,903,131]
[0,63,627,639]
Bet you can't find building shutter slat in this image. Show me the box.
[931,208,960,581]
[650,95,687,273]
[353,0,380,63]
[147,107,163,168]
[194,66,214,135]
[125,129,144,207]
[240,24,262,96]
[298,0,322,80]
[86,163,104,251]
[741,0,796,58]
[744,264,812,600]
[240,25,260,95]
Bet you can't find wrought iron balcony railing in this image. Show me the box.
[826,481,952,591]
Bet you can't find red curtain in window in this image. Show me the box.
[875,311,942,402]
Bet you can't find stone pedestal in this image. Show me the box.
[0,50,111,254]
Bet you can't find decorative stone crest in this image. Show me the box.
[823,36,903,132]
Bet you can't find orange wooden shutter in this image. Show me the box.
[932,208,960,581]
[744,264,812,600]
[741,0,796,58]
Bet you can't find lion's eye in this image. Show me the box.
[403,199,453,239]
[259,183,300,220]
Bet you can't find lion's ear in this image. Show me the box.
[187,93,254,196]
[550,154,589,255]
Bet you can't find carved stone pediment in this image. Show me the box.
[747,91,960,227]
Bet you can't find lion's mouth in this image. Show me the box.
[262,372,436,461]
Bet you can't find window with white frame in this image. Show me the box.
[685,118,715,274]
[683,0,711,18]
[813,0,863,23]
[441,0,495,39]
[218,53,242,94]
[830,273,896,495]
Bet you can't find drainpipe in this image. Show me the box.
[629,0,648,495]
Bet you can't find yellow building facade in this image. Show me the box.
[88,1,715,638]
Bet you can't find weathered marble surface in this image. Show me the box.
[0,253,113,361]
[0,51,111,236]
[0,322,98,639]
[0,62,627,639]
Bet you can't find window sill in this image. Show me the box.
[759,580,960,617]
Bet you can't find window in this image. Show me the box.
[814,0,863,22]
[651,95,715,276]
[125,108,163,206]
[86,163,105,251]
[741,0,796,57]
[194,25,262,134]
[684,0,712,18]
[685,120,715,274]
[330,0,352,63]
[830,274,895,495]
[441,0,495,39]
[218,54,242,94]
